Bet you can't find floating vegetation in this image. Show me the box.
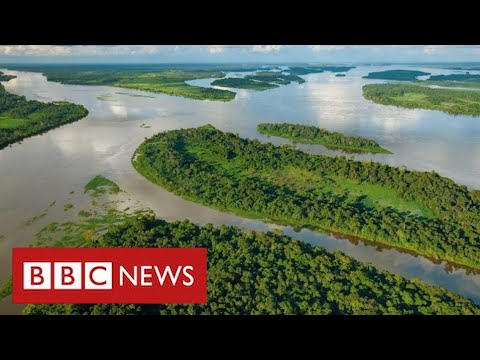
[84,175,121,197]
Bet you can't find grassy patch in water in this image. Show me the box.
[84,175,121,197]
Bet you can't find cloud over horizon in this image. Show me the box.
[0,45,479,63]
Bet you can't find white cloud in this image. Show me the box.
[423,45,447,55]
[309,45,345,52]
[251,45,283,53]
[0,45,164,57]
[208,45,225,54]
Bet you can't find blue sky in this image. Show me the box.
[0,45,479,63]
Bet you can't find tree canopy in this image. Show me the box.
[24,215,480,315]
[0,84,88,149]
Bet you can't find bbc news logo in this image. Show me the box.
[12,248,207,304]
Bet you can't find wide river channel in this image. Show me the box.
[1,65,480,314]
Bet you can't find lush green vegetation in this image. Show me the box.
[24,215,480,315]
[429,74,480,82]
[0,84,88,150]
[84,175,121,197]
[245,72,305,85]
[211,72,306,91]
[363,70,431,81]
[5,66,236,101]
[257,123,392,154]
[421,74,480,89]
[0,276,12,300]
[133,126,480,269]
[288,66,355,75]
[0,71,15,82]
[363,83,480,116]
[211,77,279,91]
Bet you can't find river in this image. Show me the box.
[1,65,480,314]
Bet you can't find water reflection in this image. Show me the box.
[1,66,480,313]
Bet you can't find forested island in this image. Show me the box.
[211,78,279,91]
[422,74,480,89]
[133,126,480,269]
[336,74,346,77]
[257,123,392,154]
[0,71,16,82]
[211,72,305,91]
[1,65,236,101]
[363,70,431,81]
[287,66,355,75]
[23,215,480,315]
[0,84,88,150]
[363,83,480,116]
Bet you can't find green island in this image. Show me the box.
[257,123,392,154]
[288,66,355,75]
[0,71,16,82]
[211,77,279,91]
[0,84,88,150]
[363,83,480,116]
[363,70,431,81]
[336,74,346,77]
[423,74,480,89]
[211,72,305,91]
[132,125,480,269]
[23,215,480,315]
[245,72,305,85]
[2,65,236,102]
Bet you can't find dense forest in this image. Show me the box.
[211,72,305,91]
[363,83,480,116]
[245,72,305,85]
[428,74,480,82]
[24,215,480,315]
[363,70,431,81]
[133,126,480,269]
[257,123,392,154]
[423,74,480,89]
[0,84,88,150]
[0,71,16,82]
[211,77,279,91]
[287,66,355,75]
[1,66,236,101]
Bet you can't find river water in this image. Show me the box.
[1,65,480,314]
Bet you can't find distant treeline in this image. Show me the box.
[363,70,431,81]
[363,83,480,116]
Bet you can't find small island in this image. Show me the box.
[0,83,88,150]
[0,71,16,82]
[363,70,431,81]
[363,83,480,116]
[211,77,279,91]
[287,66,355,75]
[211,72,305,91]
[257,123,392,154]
[335,73,346,77]
[132,126,480,270]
